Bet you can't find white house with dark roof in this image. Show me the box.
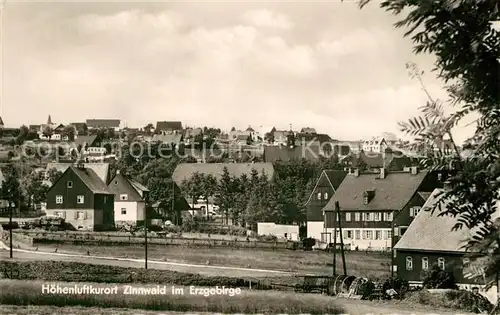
[395,188,499,304]
[86,119,121,131]
[107,170,149,227]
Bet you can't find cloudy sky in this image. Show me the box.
[1,0,476,143]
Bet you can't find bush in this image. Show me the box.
[381,276,410,298]
[257,234,278,242]
[421,265,457,289]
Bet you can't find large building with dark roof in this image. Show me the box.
[320,166,444,250]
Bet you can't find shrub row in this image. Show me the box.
[0,260,272,290]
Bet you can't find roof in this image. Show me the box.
[46,162,109,184]
[86,119,120,128]
[236,134,249,141]
[394,189,473,252]
[70,122,87,132]
[73,135,98,148]
[184,128,202,138]
[300,127,317,134]
[151,134,183,144]
[323,170,348,190]
[68,165,112,194]
[323,171,428,211]
[0,117,3,126]
[273,130,289,140]
[246,126,255,132]
[172,162,274,186]
[156,121,183,132]
[418,191,432,202]
[107,173,145,201]
[341,151,415,170]
[295,133,331,144]
[263,144,321,163]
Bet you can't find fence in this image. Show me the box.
[14,231,298,250]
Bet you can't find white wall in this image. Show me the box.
[115,201,145,223]
[307,221,324,240]
[324,227,392,251]
[257,222,299,241]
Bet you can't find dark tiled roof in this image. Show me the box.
[70,122,87,132]
[395,189,473,252]
[263,144,321,163]
[172,162,274,186]
[156,121,183,132]
[418,191,432,202]
[70,165,112,194]
[323,170,348,190]
[47,162,109,184]
[323,171,428,211]
[108,173,145,202]
[86,119,120,128]
[73,135,98,148]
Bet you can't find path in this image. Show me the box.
[0,242,298,278]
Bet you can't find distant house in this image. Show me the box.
[321,167,444,251]
[45,164,115,231]
[151,133,183,145]
[107,170,149,228]
[305,170,348,240]
[184,128,203,143]
[156,121,183,134]
[29,124,41,133]
[272,130,290,146]
[86,119,121,131]
[71,135,103,157]
[432,139,455,155]
[395,188,499,303]
[341,149,418,172]
[235,134,249,145]
[363,137,388,153]
[263,133,322,163]
[300,127,317,134]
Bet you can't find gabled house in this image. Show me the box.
[395,188,499,303]
[363,137,388,153]
[300,127,317,134]
[45,164,115,231]
[321,167,443,250]
[107,170,149,228]
[156,121,183,134]
[341,149,417,172]
[45,162,109,186]
[86,119,121,131]
[305,170,348,240]
[273,130,290,146]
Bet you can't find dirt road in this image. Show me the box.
[0,246,298,278]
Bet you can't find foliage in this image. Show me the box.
[421,265,457,289]
[1,165,21,208]
[46,168,63,185]
[381,276,410,298]
[407,289,493,313]
[62,125,76,141]
[20,170,50,210]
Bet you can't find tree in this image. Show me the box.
[62,125,76,141]
[214,167,236,224]
[359,0,500,296]
[42,126,53,140]
[264,132,274,144]
[47,168,63,185]
[21,171,49,210]
[201,174,218,220]
[180,172,204,210]
[1,165,22,214]
[16,125,29,145]
[144,123,154,135]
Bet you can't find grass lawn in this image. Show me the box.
[0,280,344,314]
[36,243,391,278]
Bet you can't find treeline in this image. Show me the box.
[110,155,342,227]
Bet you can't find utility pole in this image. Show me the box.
[9,201,12,258]
[336,201,347,276]
[332,220,337,276]
[144,198,148,269]
[391,212,395,278]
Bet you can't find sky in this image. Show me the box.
[1,0,477,143]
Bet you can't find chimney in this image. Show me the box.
[411,166,418,175]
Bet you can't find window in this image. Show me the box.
[386,212,393,221]
[77,195,84,204]
[67,181,73,188]
[345,213,351,221]
[363,213,370,221]
[406,256,413,270]
[410,206,422,217]
[355,230,360,239]
[375,230,381,240]
[56,195,63,204]
[366,230,373,239]
[438,257,445,270]
[362,230,367,239]
[317,192,321,200]
[387,230,392,239]
[346,230,353,239]
[363,196,369,205]
[374,213,381,221]
[422,257,429,270]
[120,194,128,201]
[324,192,328,199]
[76,211,85,220]
[121,208,127,215]
[355,213,360,221]
[384,231,389,240]
[437,173,442,181]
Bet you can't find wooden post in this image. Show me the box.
[332,216,337,277]
[9,202,12,258]
[391,216,395,278]
[335,201,347,276]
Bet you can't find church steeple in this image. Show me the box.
[0,116,4,128]
[47,115,52,125]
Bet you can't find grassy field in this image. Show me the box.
[35,243,391,278]
[0,280,345,314]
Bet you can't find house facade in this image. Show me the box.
[321,167,442,251]
[362,137,388,153]
[45,164,115,231]
[156,121,183,134]
[395,189,499,304]
[305,170,347,241]
[107,170,149,227]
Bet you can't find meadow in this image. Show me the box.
[35,243,391,278]
[0,280,345,314]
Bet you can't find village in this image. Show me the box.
[0,115,495,314]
